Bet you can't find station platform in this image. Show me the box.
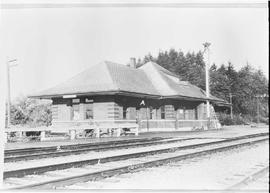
[4,125,269,151]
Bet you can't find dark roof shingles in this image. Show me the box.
[30,60,226,103]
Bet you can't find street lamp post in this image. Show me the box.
[6,59,17,128]
[203,42,211,129]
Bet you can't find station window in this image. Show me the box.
[178,108,185,120]
[183,108,186,120]
[85,103,93,119]
[149,107,153,119]
[71,104,80,120]
[72,98,80,104]
[123,106,127,119]
[161,106,165,119]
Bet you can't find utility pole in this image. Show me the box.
[256,94,269,125]
[256,95,260,124]
[229,93,233,119]
[203,42,211,129]
[1,59,17,187]
[6,59,17,128]
[0,60,6,188]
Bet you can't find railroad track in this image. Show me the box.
[4,137,201,162]
[3,132,268,189]
[227,166,269,190]
[5,136,168,157]
[5,133,268,163]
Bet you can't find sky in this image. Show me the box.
[0,1,268,100]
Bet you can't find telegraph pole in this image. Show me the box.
[256,95,260,124]
[229,93,233,119]
[6,59,17,128]
[255,94,269,125]
[1,59,17,187]
[203,42,211,129]
[0,66,4,188]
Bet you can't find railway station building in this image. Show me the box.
[29,59,229,131]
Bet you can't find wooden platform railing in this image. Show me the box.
[139,119,221,131]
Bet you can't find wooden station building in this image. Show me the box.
[29,59,229,132]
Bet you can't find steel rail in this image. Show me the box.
[12,137,269,190]
[5,137,167,156]
[4,133,269,179]
[5,137,199,162]
[227,166,269,190]
[5,132,268,161]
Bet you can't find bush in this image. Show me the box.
[252,116,269,125]
[260,117,269,125]
[218,113,249,125]
[8,97,52,127]
[218,113,234,125]
[218,113,269,126]
[233,114,249,125]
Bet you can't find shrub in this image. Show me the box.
[233,114,248,125]
[260,117,269,125]
[218,113,249,125]
[218,113,234,125]
[253,116,269,125]
[8,97,52,127]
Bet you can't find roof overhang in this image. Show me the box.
[29,91,230,105]
[212,101,232,107]
[162,95,207,102]
[28,90,161,100]
[162,95,228,103]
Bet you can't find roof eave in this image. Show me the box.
[162,95,208,102]
[163,95,228,103]
[212,101,232,107]
[28,90,161,100]
[29,91,228,105]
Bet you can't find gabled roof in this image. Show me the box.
[29,60,227,103]
[139,62,177,96]
[138,62,224,102]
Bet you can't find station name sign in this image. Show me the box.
[63,95,77,98]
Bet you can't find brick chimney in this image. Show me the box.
[129,58,136,68]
